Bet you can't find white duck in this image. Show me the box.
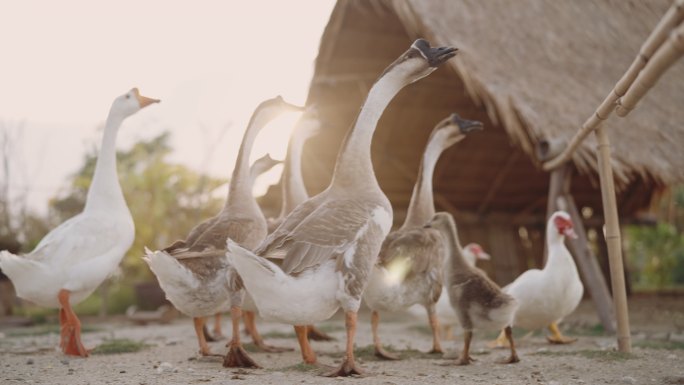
[362,114,482,360]
[493,210,583,346]
[144,96,302,366]
[406,242,491,339]
[0,88,159,357]
[425,212,520,365]
[226,39,458,376]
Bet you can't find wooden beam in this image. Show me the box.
[595,126,631,352]
[477,151,520,216]
[561,194,617,334]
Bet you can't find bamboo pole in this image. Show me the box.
[595,126,631,352]
[542,0,684,171]
[616,22,684,116]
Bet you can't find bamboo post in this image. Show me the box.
[616,22,684,116]
[560,194,617,334]
[595,126,631,352]
[543,164,570,262]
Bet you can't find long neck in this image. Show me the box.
[280,131,309,216]
[84,112,127,213]
[544,225,569,268]
[226,114,269,210]
[442,226,470,272]
[401,133,446,228]
[330,72,407,190]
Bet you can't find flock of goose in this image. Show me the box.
[0,39,584,377]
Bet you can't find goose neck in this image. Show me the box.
[402,134,446,228]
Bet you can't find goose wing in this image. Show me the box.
[257,198,379,276]
[378,227,445,281]
[28,213,127,266]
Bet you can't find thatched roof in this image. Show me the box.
[272,0,684,226]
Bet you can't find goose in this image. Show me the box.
[406,242,491,339]
[226,39,458,376]
[362,114,482,360]
[206,153,281,341]
[424,212,519,365]
[493,210,583,346]
[251,108,335,342]
[144,96,302,366]
[0,88,159,357]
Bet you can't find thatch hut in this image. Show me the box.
[260,0,684,327]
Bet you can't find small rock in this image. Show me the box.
[536,347,549,353]
[156,362,173,373]
[120,370,126,373]
[621,376,637,385]
[187,368,195,373]
[547,381,561,385]
[26,359,34,365]
[667,354,677,360]
[60,359,69,365]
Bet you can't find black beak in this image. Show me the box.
[451,113,484,134]
[412,39,458,67]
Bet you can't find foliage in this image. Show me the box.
[91,338,149,354]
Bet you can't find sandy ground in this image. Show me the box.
[1,296,683,385]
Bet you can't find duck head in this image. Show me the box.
[551,211,578,239]
[424,211,457,237]
[381,39,458,86]
[110,88,160,118]
[435,113,483,148]
[463,243,491,266]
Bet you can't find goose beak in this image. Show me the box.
[451,114,483,134]
[413,39,459,67]
[131,88,160,108]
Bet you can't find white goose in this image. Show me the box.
[227,39,458,376]
[143,96,302,366]
[362,114,482,359]
[493,210,584,346]
[0,88,159,357]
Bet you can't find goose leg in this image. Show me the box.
[57,289,88,357]
[193,317,219,356]
[456,330,474,365]
[307,325,335,341]
[325,311,364,377]
[294,325,317,364]
[500,326,520,364]
[212,313,226,340]
[243,310,293,353]
[223,306,260,368]
[59,308,68,351]
[546,322,577,344]
[371,310,400,360]
[426,304,444,354]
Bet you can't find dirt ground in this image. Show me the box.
[1,295,683,385]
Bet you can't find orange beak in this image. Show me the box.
[131,88,160,108]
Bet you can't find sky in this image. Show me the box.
[0,0,336,215]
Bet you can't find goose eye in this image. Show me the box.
[125,94,130,99]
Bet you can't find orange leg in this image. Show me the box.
[294,325,317,364]
[426,304,444,354]
[371,310,399,360]
[223,306,260,368]
[325,311,363,377]
[193,317,216,356]
[57,289,88,357]
[212,313,225,339]
[243,310,292,353]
